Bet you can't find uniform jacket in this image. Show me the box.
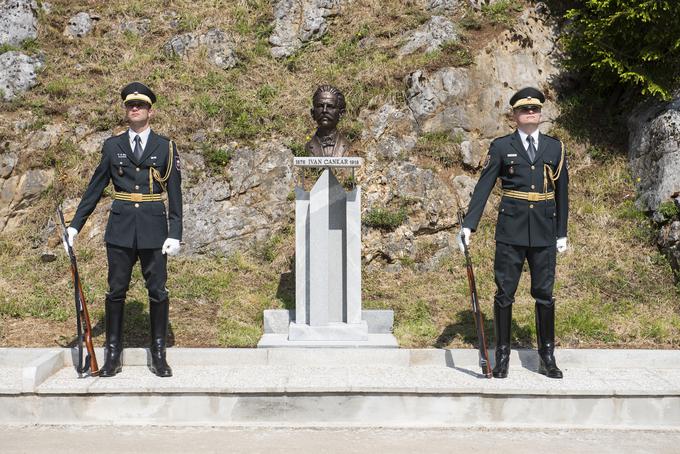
[462,130,568,247]
[70,130,182,249]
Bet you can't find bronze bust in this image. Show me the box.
[305,85,352,157]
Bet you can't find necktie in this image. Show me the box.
[133,135,143,161]
[527,135,536,162]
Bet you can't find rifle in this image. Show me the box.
[57,206,99,377]
[456,208,492,378]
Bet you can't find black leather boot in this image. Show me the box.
[536,302,563,379]
[492,302,512,378]
[99,299,124,377]
[149,299,172,377]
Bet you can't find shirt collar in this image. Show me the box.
[128,127,151,148]
[517,128,539,150]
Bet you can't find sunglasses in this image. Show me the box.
[125,101,150,109]
[516,105,541,112]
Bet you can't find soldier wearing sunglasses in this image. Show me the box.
[458,87,569,379]
[65,82,182,378]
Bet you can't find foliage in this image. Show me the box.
[363,207,407,231]
[414,131,462,167]
[482,0,523,26]
[563,0,680,100]
[202,144,232,172]
[657,201,680,220]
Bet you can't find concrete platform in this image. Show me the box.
[1,348,679,429]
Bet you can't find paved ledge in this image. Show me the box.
[1,348,679,428]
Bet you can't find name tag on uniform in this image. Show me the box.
[507,154,517,157]
[117,153,127,158]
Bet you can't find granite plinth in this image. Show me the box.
[288,321,369,341]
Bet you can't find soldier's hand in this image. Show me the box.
[457,228,471,253]
[162,238,181,256]
[556,237,568,253]
[63,227,78,253]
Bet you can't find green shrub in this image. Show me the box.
[203,145,232,172]
[658,201,680,220]
[563,0,680,100]
[364,207,407,231]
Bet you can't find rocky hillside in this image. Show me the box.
[0,0,678,348]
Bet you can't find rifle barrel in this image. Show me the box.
[457,209,492,378]
[57,206,99,376]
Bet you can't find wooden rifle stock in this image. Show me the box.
[457,210,492,378]
[57,206,99,376]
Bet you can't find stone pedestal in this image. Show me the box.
[258,157,397,348]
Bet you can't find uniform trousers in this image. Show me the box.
[106,243,168,304]
[493,241,556,308]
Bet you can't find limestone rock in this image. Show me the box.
[360,103,418,163]
[362,160,460,266]
[0,51,43,101]
[399,16,457,56]
[182,141,295,255]
[163,28,238,69]
[426,0,460,12]
[404,8,560,139]
[468,0,502,9]
[628,95,680,213]
[26,123,64,151]
[450,174,474,203]
[269,0,344,58]
[0,0,38,46]
[358,101,462,266]
[118,19,151,36]
[64,12,100,39]
[405,67,473,132]
[78,131,110,156]
[0,152,17,178]
[0,169,54,232]
[460,138,490,168]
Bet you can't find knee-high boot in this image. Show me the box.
[536,302,563,379]
[149,299,172,377]
[99,299,124,377]
[492,302,512,378]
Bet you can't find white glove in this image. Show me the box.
[457,228,471,253]
[63,227,78,253]
[162,238,181,256]
[556,237,568,253]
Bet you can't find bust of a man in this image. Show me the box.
[305,85,352,157]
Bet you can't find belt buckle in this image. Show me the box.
[527,192,540,202]
[130,193,143,202]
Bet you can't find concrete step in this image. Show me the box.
[1,348,679,429]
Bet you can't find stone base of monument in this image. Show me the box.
[257,309,398,347]
[288,321,369,341]
[2,347,680,429]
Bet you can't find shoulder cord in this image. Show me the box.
[148,140,174,193]
[543,141,565,194]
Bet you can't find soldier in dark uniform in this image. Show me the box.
[458,87,568,379]
[64,82,182,377]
